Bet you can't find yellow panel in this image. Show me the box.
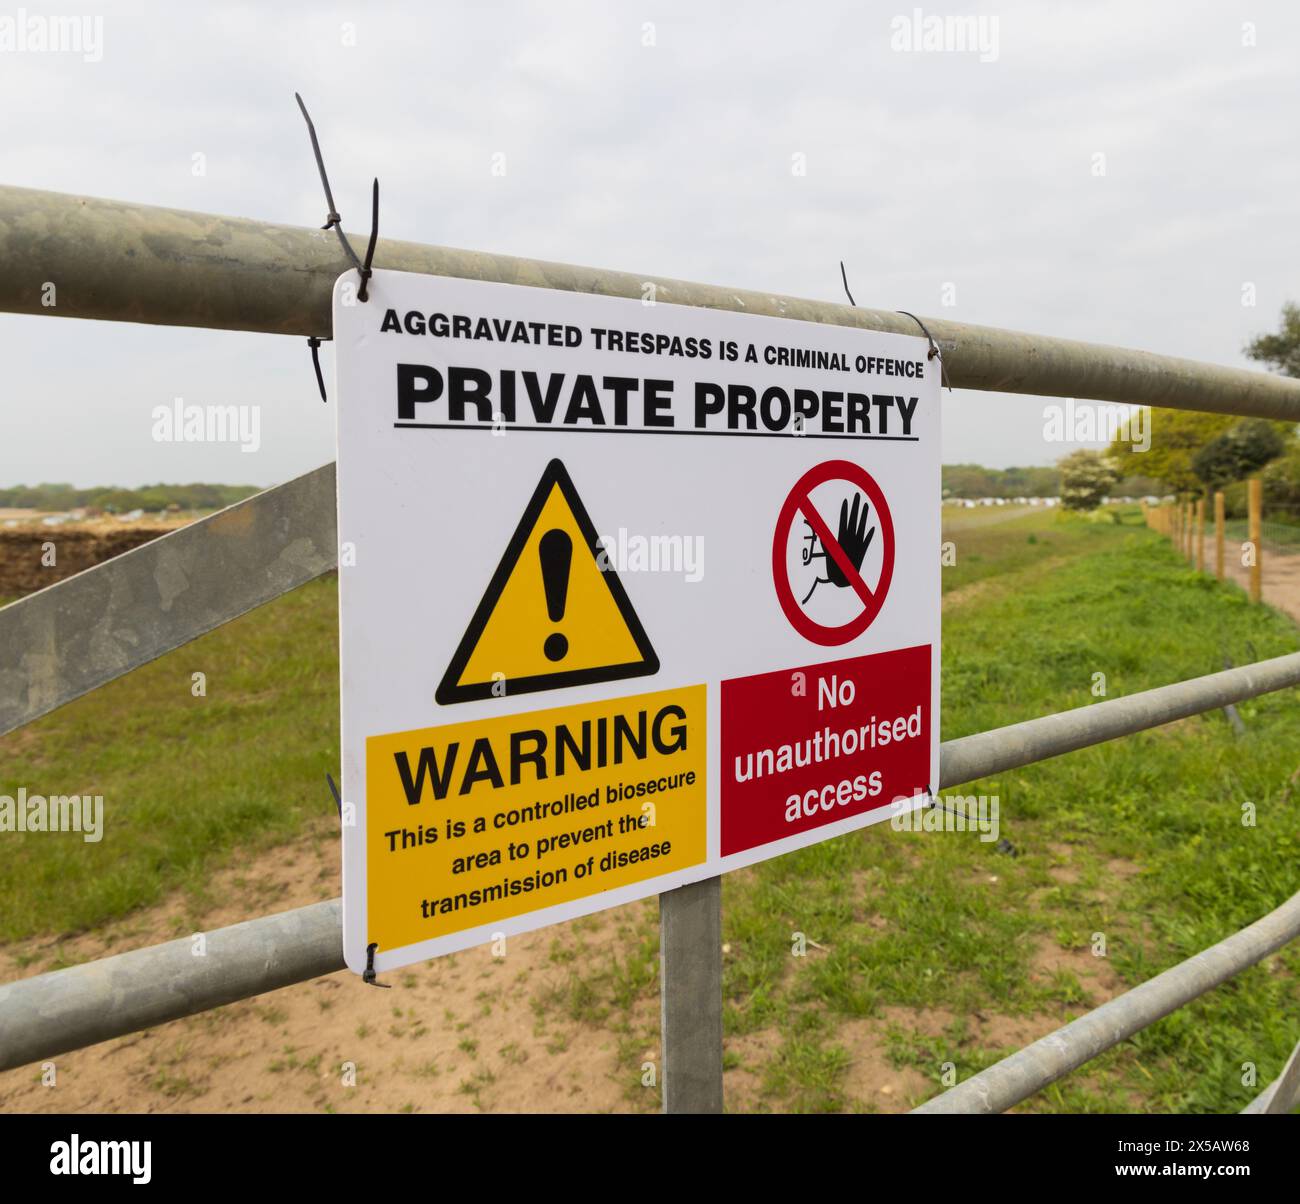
[366,684,707,950]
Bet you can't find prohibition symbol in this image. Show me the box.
[772,460,895,646]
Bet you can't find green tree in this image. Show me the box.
[1258,449,1300,515]
[1246,302,1300,378]
[941,464,997,498]
[1059,449,1117,512]
[1191,419,1287,490]
[1107,409,1235,493]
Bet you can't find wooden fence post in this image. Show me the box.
[1195,498,1205,571]
[1214,491,1225,581]
[1249,478,1263,603]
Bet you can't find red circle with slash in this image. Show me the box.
[772,460,895,646]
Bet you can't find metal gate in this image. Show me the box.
[1,183,1298,1114]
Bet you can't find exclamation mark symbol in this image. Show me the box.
[539,528,572,662]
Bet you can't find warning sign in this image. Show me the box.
[335,269,940,973]
[437,459,658,703]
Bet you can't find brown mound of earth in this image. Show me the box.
[0,525,180,596]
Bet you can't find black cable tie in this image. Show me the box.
[307,336,329,403]
[363,942,391,988]
[897,309,952,392]
[358,178,379,303]
[295,91,377,301]
[839,260,856,307]
[326,771,342,815]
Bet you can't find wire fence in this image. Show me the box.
[1224,514,1300,553]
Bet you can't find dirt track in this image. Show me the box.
[1221,542,1300,625]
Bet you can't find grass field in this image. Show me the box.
[3,506,1299,1112]
[722,509,1300,1112]
[0,580,339,947]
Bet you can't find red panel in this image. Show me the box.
[720,645,932,857]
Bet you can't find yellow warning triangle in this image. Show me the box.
[436,459,659,704]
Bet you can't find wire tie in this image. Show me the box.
[364,943,390,989]
[307,335,329,402]
[294,91,378,302]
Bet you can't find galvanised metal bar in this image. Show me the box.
[1241,1036,1300,1114]
[1260,1037,1300,1114]
[659,876,724,1114]
[4,185,1300,419]
[0,464,337,738]
[938,651,1300,789]
[7,650,1300,1072]
[913,887,1300,1114]
[0,901,342,1072]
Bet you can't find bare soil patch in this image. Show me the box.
[0,821,657,1114]
[1223,544,1300,625]
[0,517,192,596]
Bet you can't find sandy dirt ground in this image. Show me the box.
[1221,542,1300,625]
[0,818,657,1115]
[0,814,1125,1115]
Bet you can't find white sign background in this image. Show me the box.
[336,269,941,973]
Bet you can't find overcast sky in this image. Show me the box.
[2,0,1298,488]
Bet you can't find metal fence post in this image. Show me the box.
[659,876,724,1113]
[1258,1035,1300,1114]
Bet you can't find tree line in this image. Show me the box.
[0,483,261,513]
[943,463,1160,500]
